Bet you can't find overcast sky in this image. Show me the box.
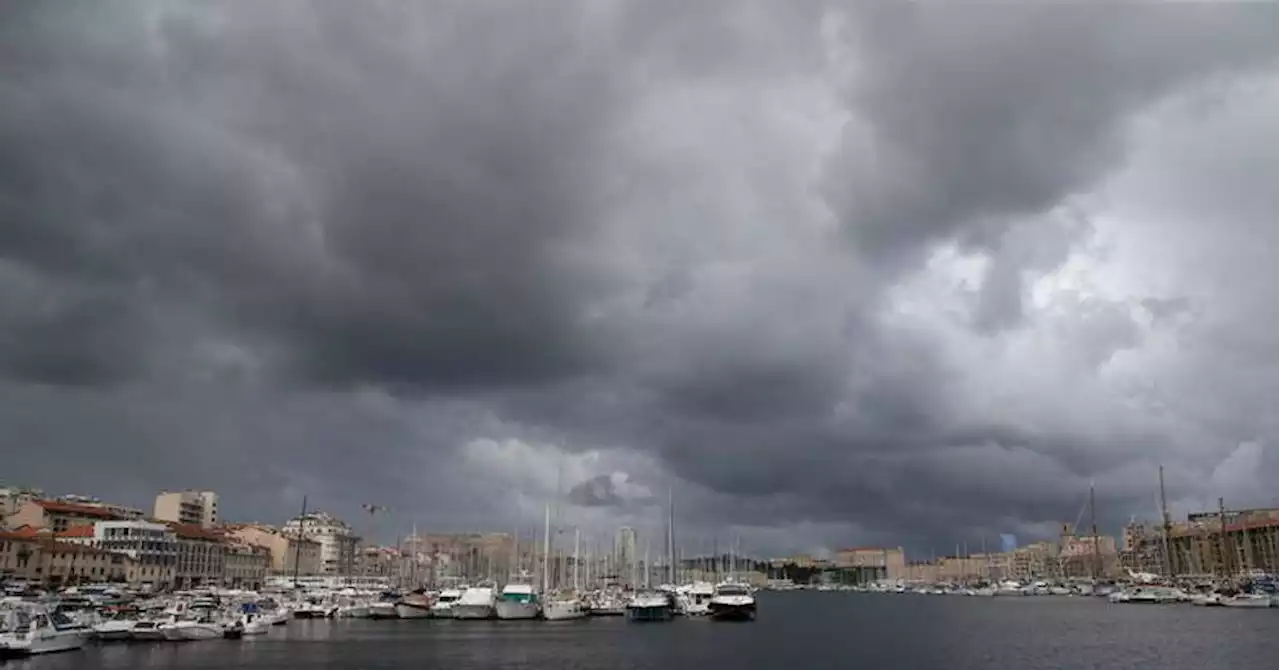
[1,1,1275,558]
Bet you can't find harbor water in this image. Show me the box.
[10,592,1277,670]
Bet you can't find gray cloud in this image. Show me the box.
[0,1,1274,557]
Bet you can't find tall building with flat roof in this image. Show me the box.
[153,490,219,528]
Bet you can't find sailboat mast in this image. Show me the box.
[542,505,552,592]
[573,527,581,592]
[668,487,676,585]
[1158,465,1173,576]
[1089,481,1100,580]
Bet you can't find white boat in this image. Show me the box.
[429,589,463,617]
[129,617,169,641]
[452,586,497,620]
[368,600,400,619]
[494,583,540,620]
[226,605,271,636]
[626,591,674,622]
[1108,586,1183,604]
[681,582,716,616]
[0,609,89,656]
[1223,593,1274,608]
[394,591,434,620]
[91,609,139,641]
[160,614,224,641]
[542,596,587,621]
[708,582,756,621]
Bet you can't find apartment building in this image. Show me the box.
[168,523,225,589]
[96,520,178,589]
[153,490,219,528]
[282,512,359,576]
[0,486,44,520]
[0,529,39,580]
[4,499,124,532]
[225,523,321,576]
[223,541,270,589]
[834,547,908,580]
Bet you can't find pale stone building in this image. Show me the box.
[225,524,321,576]
[154,490,220,528]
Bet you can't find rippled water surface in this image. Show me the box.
[9,592,1278,670]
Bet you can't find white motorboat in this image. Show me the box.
[91,608,140,641]
[542,596,587,621]
[626,591,674,622]
[429,589,463,618]
[394,591,433,620]
[1223,593,1274,608]
[452,585,497,620]
[160,613,224,641]
[368,600,399,619]
[708,582,756,621]
[494,583,540,620]
[682,582,716,616]
[226,605,271,636]
[0,609,89,656]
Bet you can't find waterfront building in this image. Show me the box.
[167,523,225,589]
[0,486,44,520]
[4,499,125,532]
[0,527,132,587]
[226,523,321,576]
[94,520,178,589]
[282,511,359,576]
[153,490,219,528]
[56,494,144,520]
[834,547,908,581]
[223,541,270,589]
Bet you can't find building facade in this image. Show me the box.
[223,542,270,589]
[834,547,908,581]
[4,499,124,532]
[169,523,225,588]
[282,512,359,576]
[153,490,219,528]
[225,524,321,576]
[0,486,44,520]
[95,520,178,589]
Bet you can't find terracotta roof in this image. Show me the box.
[55,525,96,538]
[32,500,122,519]
[165,522,225,541]
[0,526,46,539]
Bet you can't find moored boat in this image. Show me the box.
[708,582,756,621]
[452,585,497,620]
[0,609,89,656]
[626,591,674,622]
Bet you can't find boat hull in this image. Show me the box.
[0,630,88,656]
[626,606,672,622]
[394,603,434,620]
[495,600,540,620]
[452,604,495,620]
[708,602,756,621]
[542,600,587,621]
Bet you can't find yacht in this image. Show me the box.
[542,594,587,621]
[368,593,401,619]
[160,612,224,641]
[494,583,540,620]
[453,585,497,619]
[394,590,433,620]
[0,608,89,656]
[1223,592,1275,608]
[625,591,674,622]
[682,582,716,616]
[91,608,140,641]
[430,588,463,617]
[226,604,270,637]
[708,582,757,621]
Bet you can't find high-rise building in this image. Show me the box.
[153,490,219,528]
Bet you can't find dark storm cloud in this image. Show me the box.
[0,1,1275,556]
[828,2,1276,264]
[0,0,626,391]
